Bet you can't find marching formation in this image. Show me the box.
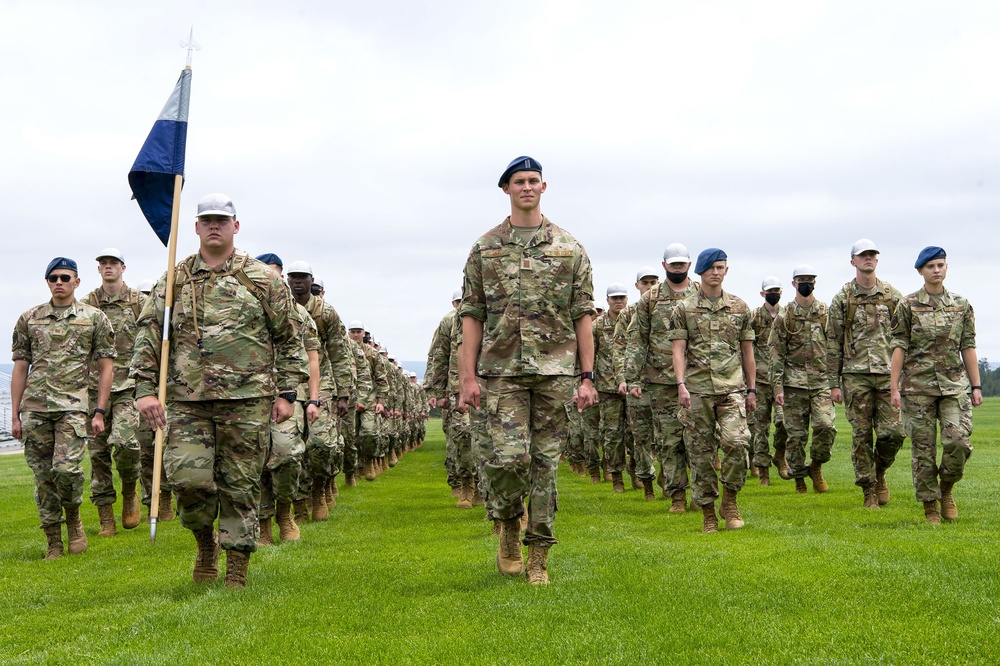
[426,156,983,586]
[10,193,427,587]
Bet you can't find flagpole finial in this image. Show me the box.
[180,26,201,68]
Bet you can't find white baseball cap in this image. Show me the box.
[851,239,880,256]
[761,276,781,291]
[137,279,154,293]
[606,283,628,297]
[96,247,125,263]
[635,266,659,282]
[792,264,817,279]
[452,288,463,302]
[348,320,364,330]
[663,243,690,264]
[286,260,313,276]
[314,278,324,290]
[196,193,236,218]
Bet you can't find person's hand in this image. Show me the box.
[577,382,599,412]
[272,398,294,423]
[678,384,691,409]
[306,403,319,424]
[629,386,642,399]
[11,415,22,441]
[375,402,386,415]
[746,392,757,413]
[460,377,481,411]
[971,388,983,408]
[138,396,166,430]
[890,389,901,410]
[618,382,628,396]
[831,388,843,404]
[775,392,785,407]
[337,397,349,417]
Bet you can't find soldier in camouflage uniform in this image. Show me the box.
[459,156,597,585]
[749,276,788,485]
[425,293,462,494]
[587,283,630,492]
[132,194,308,588]
[285,260,354,523]
[344,321,378,489]
[827,240,905,509]
[255,256,320,546]
[12,257,115,559]
[670,249,756,533]
[352,326,388,480]
[626,245,701,509]
[890,246,982,524]
[770,264,836,495]
[83,248,146,536]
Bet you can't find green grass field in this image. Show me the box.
[1,399,998,665]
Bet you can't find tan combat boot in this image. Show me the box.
[808,462,829,493]
[258,517,274,547]
[158,490,175,521]
[97,504,117,537]
[331,476,340,498]
[940,481,958,520]
[472,481,484,506]
[346,473,357,488]
[276,501,300,542]
[224,549,250,589]
[669,490,687,513]
[721,488,744,530]
[519,500,529,532]
[293,499,310,524]
[491,519,502,537]
[450,486,461,498]
[311,484,329,521]
[656,468,666,497]
[388,449,398,468]
[875,468,890,505]
[324,479,335,504]
[456,478,474,509]
[192,527,220,583]
[714,453,722,471]
[496,518,524,576]
[588,468,601,484]
[121,480,141,529]
[863,485,880,509]
[525,545,550,585]
[643,478,656,501]
[774,450,791,480]
[363,459,377,481]
[603,460,611,482]
[702,503,719,533]
[64,505,88,554]
[751,466,761,478]
[795,477,808,494]
[43,524,64,560]
[924,501,941,525]
[611,472,625,494]
[758,467,770,487]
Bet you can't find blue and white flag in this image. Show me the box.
[128,68,191,246]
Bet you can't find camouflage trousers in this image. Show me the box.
[442,406,458,487]
[260,402,305,520]
[482,375,573,547]
[470,399,496,520]
[903,393,973,503]
[296,396,339,502]
[87,388,140,506]
[783,387,837,479]
[355,409,378,462]
[564,399,585,466]
[375,413,389,458]
[628,392,656,479]
[449,394,475,479]
[647,384,689,493]
[137,422,168,507]
[679,392,749,507]
[22,410,89,527]
[341,405,358,479]
[592,392,626,473]
[164,398,270,553]
[750,382,787,469]
[842,373,904,487]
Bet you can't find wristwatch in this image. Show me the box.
[308,399,321,407]
[580,371,595,382]
[278,392,297,403]
[747,388,758,395]
[93,407,107,416]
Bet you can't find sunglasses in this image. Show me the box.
[47,274,74,283]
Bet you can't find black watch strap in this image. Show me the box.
[93,407,107,416]
[747,388,758,394]
[580,371,595,382]
[308,399,321,407]
[278,392,297,403]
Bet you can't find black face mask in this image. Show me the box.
[666,271,688,284]
[765,293,781,306]
[797,282,815,297]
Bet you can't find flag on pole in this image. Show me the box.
[128,68,191,246]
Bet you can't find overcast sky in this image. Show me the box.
[2,0,997,366]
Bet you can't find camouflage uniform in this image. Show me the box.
[626,281,700,491]
[13,300,116,527]
[357,342,388,467]
[768,300,836,479]
[669,290,754,506]
[589,311,626,474]
[749,304,787,470]
[890,288,976,502]
[827,279,905,488]
[425,309,459,485]
[260,302,317,520]
[131,250,308,553]
[343,337,373,480]
[444,312,475,480]
[460,215,595,547]
[83,284,146,507]
[616,304,654,480]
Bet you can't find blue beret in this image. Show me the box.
[498,156,542,188]
[255,253,283,268]
[914,246,946,269]
[45,257,77,278]
[694,248,728,275]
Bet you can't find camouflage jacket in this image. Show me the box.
[293,301,322,402]
[447,309,463,396]
[592,310,625,393]
[349,337,374,406]
[768,299,830,392]
[365,344,390,405]
[827,278,902,384]
[83,283,146,392]
[13,299,116,413]
[304,294,355,400]
[131,249,307,402]
[459,215,595,377]
[423,309,456,398]
[668,290,753,396]
[750,304,783,386]
[626,281,700,387]
[890,287,975,396]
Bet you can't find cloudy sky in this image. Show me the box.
[2,0,997,366]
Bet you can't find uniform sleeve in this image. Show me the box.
[372,353,390,402]
[92,311,117,359]
[458,245,486,322]
[265,274,309,393]
[11,314,32,363]
[667,303,688,341]
[613,312,630,386]
[320,305,354,399]
[625,297,650,384]
[825,290,847,387]
[960,302,976,350]
[423,315,451,397]
[739,308,755,342]
[355,343,374,404]
[130,273,167,399]
[889,300,912,352]
[570,246,596,323]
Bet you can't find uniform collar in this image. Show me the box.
[696,290,733,311]
[916,287,953,306]
[192,249,241,274]
[500,215,553,247]
[42,299,82,319]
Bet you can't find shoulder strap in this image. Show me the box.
[129,289,142,320]
[308,298,328,341]
[173,255,276,320]
[646,283,661,317]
